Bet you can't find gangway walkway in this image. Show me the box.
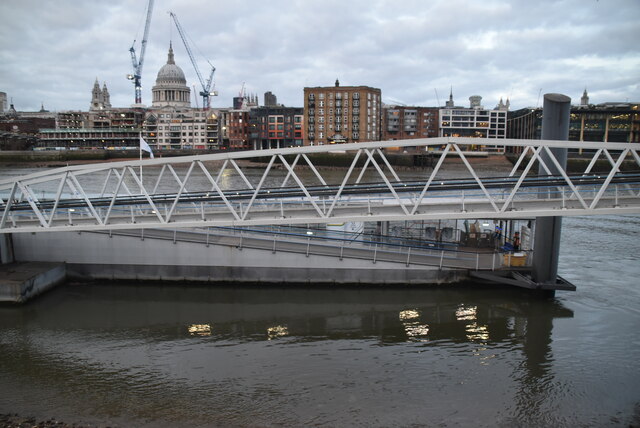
[2,137,640,233]
[92,226,506,271]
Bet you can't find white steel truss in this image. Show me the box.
[1,137,639,233]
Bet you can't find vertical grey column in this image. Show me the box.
[532,93,571,284]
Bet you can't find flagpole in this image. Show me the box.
[139,132,143,193]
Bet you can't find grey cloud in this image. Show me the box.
[1,0,638,112]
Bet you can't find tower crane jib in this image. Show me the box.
[128,0,154,105]
[169,12,217,110]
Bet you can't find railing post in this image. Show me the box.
[406,247,411,267]
[373,243,378,264]
[475,252,479,271]
[173,229,177,244]
[439,250,444,269]
[461,190,466,213]
[272,235,276,253]
[141,229,144,241]
[306,237,310,257]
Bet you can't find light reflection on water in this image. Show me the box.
[0,283,588,427]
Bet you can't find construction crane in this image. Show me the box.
[128,0,154,105]
[169,11,217,110]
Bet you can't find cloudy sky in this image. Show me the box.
[1,0,638,112]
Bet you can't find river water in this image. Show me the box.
[1,164,639,427]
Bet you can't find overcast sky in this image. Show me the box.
[1,0,638,112]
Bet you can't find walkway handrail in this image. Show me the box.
[92,227,530,271]
[2,138,640,233]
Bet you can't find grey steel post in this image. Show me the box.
[533,93,571,286]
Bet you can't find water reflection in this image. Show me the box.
[0,283,574,427]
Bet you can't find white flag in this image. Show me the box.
[140,136,154,158]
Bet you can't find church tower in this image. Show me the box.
[90,79,111,110]
[102,82,112,109]
[445,87,455,108]
[581,88,589,107]
[90,78,104,110]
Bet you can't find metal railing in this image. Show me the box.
[92,226,530,271]
[2,137,640,233]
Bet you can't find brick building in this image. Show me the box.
[382,106,439,141]
[304,80,381,145]
[249,106,304,150]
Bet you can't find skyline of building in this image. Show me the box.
[2,44,639,152]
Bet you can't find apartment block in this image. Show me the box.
[382,106,439,140]
[304,81,381,145]
[249,106,304,150]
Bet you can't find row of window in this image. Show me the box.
[308,131,361,140]
[155,112,209,118]
[308,92,362,100]
[308,107,361,116]
[309,123,359,131]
